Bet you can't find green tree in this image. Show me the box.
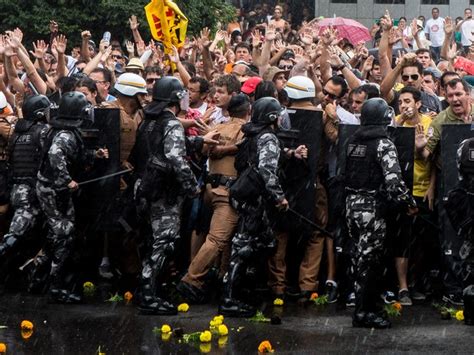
[0,0,235,49]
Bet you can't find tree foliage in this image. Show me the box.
[0,0,235,49]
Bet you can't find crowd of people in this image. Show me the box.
[0,2,473,329]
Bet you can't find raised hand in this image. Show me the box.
[214,30,226,42]
[169,45,180,63]
[251,29,262,48]
[265,24,276,42]
[129,15,139,30]
[49,20,59,33]
[380,9,393,32]
[410,18,420,37]
[321,26,338,46]
[444,16,454,36]
[30,39,48,59]
[81,30,91,40]
[414,123,428,150]
[125,40,134,55]
[99,38,109,54]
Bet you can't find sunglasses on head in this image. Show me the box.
[323,88,339,100]
[402,74,419,81]
[279,64,293,70]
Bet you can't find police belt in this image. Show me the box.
[207,174,236,189]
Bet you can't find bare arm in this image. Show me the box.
[170,45,191,87]
[81,30,92,62]
[54,35,68,79]
[129,15,144,44]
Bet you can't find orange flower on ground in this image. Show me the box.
[124,291,133,303]
[0,342,6,353]
[20,320,33,331]
[258,340,275,353]
[393,302,402,311]
[310,292,318,300]
[21,329,33,340]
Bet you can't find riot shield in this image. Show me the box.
[336,125,414,189]
[277,108,322,237]
[440,124,473,261]
[74,108,121,233]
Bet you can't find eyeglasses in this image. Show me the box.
[112,54,123,60]
[279,65,293,70]
[146,78,158,84]
[402,74,419,81]
[323,88,339,100]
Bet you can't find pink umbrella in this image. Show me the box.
[318,17,371,45]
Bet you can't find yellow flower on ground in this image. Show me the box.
[20,320,33,331]
[161,332,172,341]
[199,343,212,353]
[83,281,94,288]
[124,291,133,303]
[273,298,284,306]
[218,324,228,336]
[218,336,228,347]
[161,324,172,333]
[0,342,6,353]
[310,292,318,300]
[393,302,402,311]
[455,310,464,321]
[178,303,189,312]
[258,340,274,353]
[214,315,224,323]
[199,330,212,343]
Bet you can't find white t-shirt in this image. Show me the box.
[424,17,445,47]
[461,19,474,46]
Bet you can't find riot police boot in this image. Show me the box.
[137,284,177,315]
[218,298,256,318]
[48,286,70,304]
[463,285,474,326]
[353,312,391,329]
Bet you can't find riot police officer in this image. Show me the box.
[36,92,108,303]
[131,76,200,315]
[445,137,474,325]
[219,97,289,317]
[2,95,50,252]
[344,98,417,328]
[0,95,50,290]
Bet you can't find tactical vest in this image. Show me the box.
[9,121,44,183]
[39,127,84,183]
[234,127,273,174]
[132,111,174,177]
[345,128,386,192]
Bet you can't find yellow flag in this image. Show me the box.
[145,0,188,53]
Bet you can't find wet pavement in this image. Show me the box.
[1,292,473,354]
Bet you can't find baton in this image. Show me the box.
[59,168,133,191]
[287,207,333,238]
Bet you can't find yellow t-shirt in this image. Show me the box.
[395,114,432,197]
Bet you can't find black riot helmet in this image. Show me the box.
[152,76,186,104]
[360,98,394,126]
[55,91,91,127]
[251,97,283,126]
[458,138,474,177]
[22,95,51,121]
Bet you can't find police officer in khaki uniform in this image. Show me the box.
[98,73,147,278]
[178,94,249,303]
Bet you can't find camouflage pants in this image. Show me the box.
[346,193,386,314]
[141,196,184,287]
[0,183,41,256]
[223,200,275,300]
[36,182,75,284]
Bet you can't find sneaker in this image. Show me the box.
[442,294,464,306]
[325,282,338,304]
[411,290,426,301]
[381,291,397,304]
[398,289,413,306]
[346,292,356,307]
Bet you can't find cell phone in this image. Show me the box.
[102,31,111,46]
